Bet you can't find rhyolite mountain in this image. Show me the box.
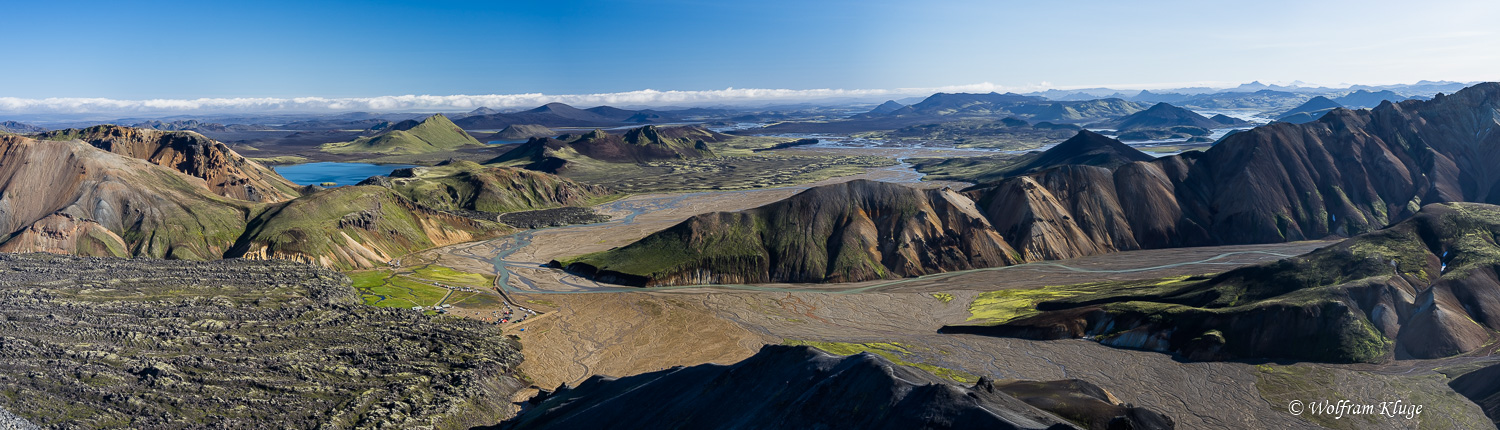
[568,82,1500,286]
[962,82,1500,258]
[34,125,302,202]
[0,127,602,269]
[497,345,1172,430]
[492,124,555,140]
[1275,96,1344,124]
[321,114,484,155]
[944,202,1500,364]
[555,180,1019,286]
[492,125,722,173]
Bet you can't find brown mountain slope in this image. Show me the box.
[969,81,1500,258]
[35,125,300,202]
[0,135,252,259]
[555,180,1019,286]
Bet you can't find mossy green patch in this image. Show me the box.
[931,293,954,303]
[347,269,452,308]
[784,340,977,384]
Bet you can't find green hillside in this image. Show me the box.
[322,114,483,155]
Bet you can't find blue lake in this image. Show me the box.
[272,162,418,186]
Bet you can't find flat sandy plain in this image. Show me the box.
[404,163,1498,430]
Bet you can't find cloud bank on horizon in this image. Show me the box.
[0,83,1037,115]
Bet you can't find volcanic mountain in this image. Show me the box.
[1104,102,1223,131]
[34,125,301,202]
[945,202,1500,363]
[1275,96,1344,123]
[321,114,484,155]
[491,125,722,173]
[911,131,1154,184]
[555,180,1018,286]
[498,345,1172,430]
[866,100,907,115]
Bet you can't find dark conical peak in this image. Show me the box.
[529,102,577,113]
[1143,102,1189,114]
[1023,130,1154,171]
[388,119,422,131]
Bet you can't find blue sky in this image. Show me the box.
[2,0,1497,107]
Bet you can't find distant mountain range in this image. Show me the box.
[454,103,728,129]
[491,125,722,173]
[1105,102,1251,131]
[0,121,45,134]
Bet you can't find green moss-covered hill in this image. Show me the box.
[555,180,1018,286]
[227,185,507,269]
[321,114,484,155]
[945,202,1500,363]
[490,125,721,173]
[363,160,611,214]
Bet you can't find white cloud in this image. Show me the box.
[0,83,1031,115]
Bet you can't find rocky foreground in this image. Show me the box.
[0,254,524,429]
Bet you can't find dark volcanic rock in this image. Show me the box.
[751,138,819,152]
[0,253,524,428]
[496,345,1115,430]
[498,206,610,229]
[1449,361,1500,427]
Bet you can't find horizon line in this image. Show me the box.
[0,80,1482,117]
